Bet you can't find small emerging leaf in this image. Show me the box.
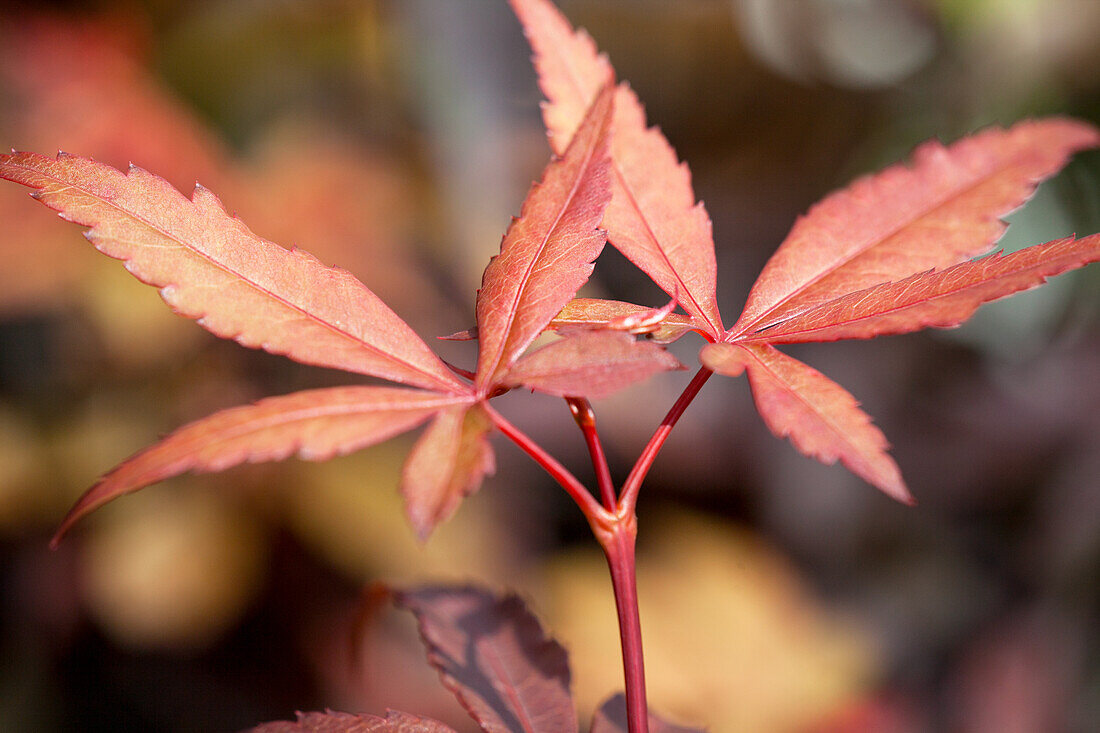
[550,299,701,343]
[395,586,577,733]
[510,0,724,338]
[440,298,700,345]
[53,387,469,545]
[590,693,706,733]
[249,710,457,733]
[504,330,683,399]
[700,343,911,505]
[401,404,495,541]
[731,118,1100,335]
[741,234,1100,343]
[0,151,466,393]
[475,84,614,393]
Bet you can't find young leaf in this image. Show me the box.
[503,330,683,399]
[510,0,724,338]
[740,234,1100,344]
[731,118,1100,335]
[400,404,496,541]
[0,152,467,394]
[249,710,457,733]
[590,693,706,733]
[440,299,699,345]
[700,343,911,504]
[394,586,577,733]
[53,387,470,545]
[474,84,614,393]
[549,298,702,344]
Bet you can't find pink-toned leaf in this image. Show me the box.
[53,387,469,545]
[741,234,1100,344]
[438,327,479,342]
[550,298,702,343]
[401,404,495,541]
[440,298,699,345]
[510,0,724,338]
[474,84,614,393]
[394,586,577,733]
[589,694,706,733]
[249,709,457,733]
[700,343,911,504]
[731,118,1100,335]
[503,330,683,399]
[0,151,466,393]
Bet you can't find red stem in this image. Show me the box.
[483,403,609,523]
[489,361,712,733]
[619,366,713,515]
[566,397,617,511]
[600,517,649,733]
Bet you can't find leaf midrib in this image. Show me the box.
[9,157,465,394]
[740,344,879,472]
[541,33,722,338]
[739,239,1088,342]
[481,99,607,389]
[115,392,468,486]
[733,151,1043,337]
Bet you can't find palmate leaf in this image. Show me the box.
[741,234,1100,344]
[509,0,724,338]
[249,710,457,732]
[730,118,1100,336]
[401,405,495,541]
[395,586,577,733]
[475,83,614,393]
[700,343,911,505]
[503,330,684,399]
[0,151,466,394]
[52,387,473,546]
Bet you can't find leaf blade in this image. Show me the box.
[248,710,458,733]
[503,330,683,399]
[509,0,723,337]
[732,118,1100,335]
[474,84,614,392]
[394,586,577,733]
[53,386,469,545]
[0,151,466,393]
[700,343,911,504]
[401,404,496,541]
[741,234,1100,343]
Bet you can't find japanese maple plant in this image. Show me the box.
[4,0,1100,731]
